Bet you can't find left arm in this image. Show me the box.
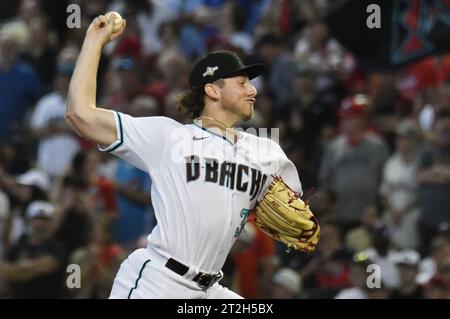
[1,256,59,282]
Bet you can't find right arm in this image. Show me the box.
[418,165,450,184]
[417,149,450,185]
[0,167,31,203]
[65,14,126,147]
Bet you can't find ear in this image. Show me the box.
[204,83,221,100]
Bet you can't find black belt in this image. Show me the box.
[165,258,223,289]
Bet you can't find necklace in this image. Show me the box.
[194,116,231,130]
[193,116,238,143]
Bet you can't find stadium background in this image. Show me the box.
[0,0,449,299]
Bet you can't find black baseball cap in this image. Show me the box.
[188,50,266,89]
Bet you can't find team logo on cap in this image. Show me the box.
[203,66,219,78]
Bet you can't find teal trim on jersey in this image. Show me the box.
[192,122,234,146]
[108,112,124,153]
[127,259,151,299]
[235,208,250,237]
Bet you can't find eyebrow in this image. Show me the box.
[236,76,248,81]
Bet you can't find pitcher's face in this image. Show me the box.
[220,75,257,121]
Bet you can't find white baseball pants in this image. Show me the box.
[109,248,243,299]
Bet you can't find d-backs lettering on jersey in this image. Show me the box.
[185,155,268,201]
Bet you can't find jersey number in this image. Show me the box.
[234,208,250,238]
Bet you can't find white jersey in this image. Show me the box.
[100,111,302,274]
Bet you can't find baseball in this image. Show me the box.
[105,11,123,33]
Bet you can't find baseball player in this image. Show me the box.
[66,14,303,299]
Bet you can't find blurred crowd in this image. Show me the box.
[0,0,449,299]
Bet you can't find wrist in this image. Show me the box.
[82,36,105,52]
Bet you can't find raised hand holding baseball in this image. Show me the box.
[86,11,126,46]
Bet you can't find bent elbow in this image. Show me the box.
[64,107,74,123]
[65,100,77,121]
[64,105,89,137]
[64,107,80,127]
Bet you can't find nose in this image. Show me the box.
[248,83,257,97]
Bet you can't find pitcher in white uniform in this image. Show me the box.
[65,14,303,299]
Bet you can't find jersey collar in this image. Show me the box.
[192,122,239,146]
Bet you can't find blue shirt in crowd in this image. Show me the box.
[0,61,41,138]
[114,158,155,245]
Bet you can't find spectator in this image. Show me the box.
[270,268,301,299]
[21,15,57,91]
[278,67,337,187]
[17,0,44,27]
[155,50,188,93]
[380,121,423,250]
[319,95,389,232]
[255,34,297,107]
[0,130,33,176]
[0,20,42,139]
[334,252,369,299]
[129,94,159,118]
[1,201,67,298]
[345,204,383,252]
[308,187,337,223]
[29,46,81,178]
[107,0,185,55]
[302,222,353,298]
[53,175,93,255]
[222,1,254,55]
[63,149,100,187]
[417,236,450,285]
[69,214,124,299]
[417,111,450,253]
[418,78,450,133]
[102,56,144,113]
[0,167,49,206]
[157,20,182,57]
[390,250,424,299]
[280,66,337,146]
[0,167,50,250]
[362,225,400,290]
[294,21,349,93]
